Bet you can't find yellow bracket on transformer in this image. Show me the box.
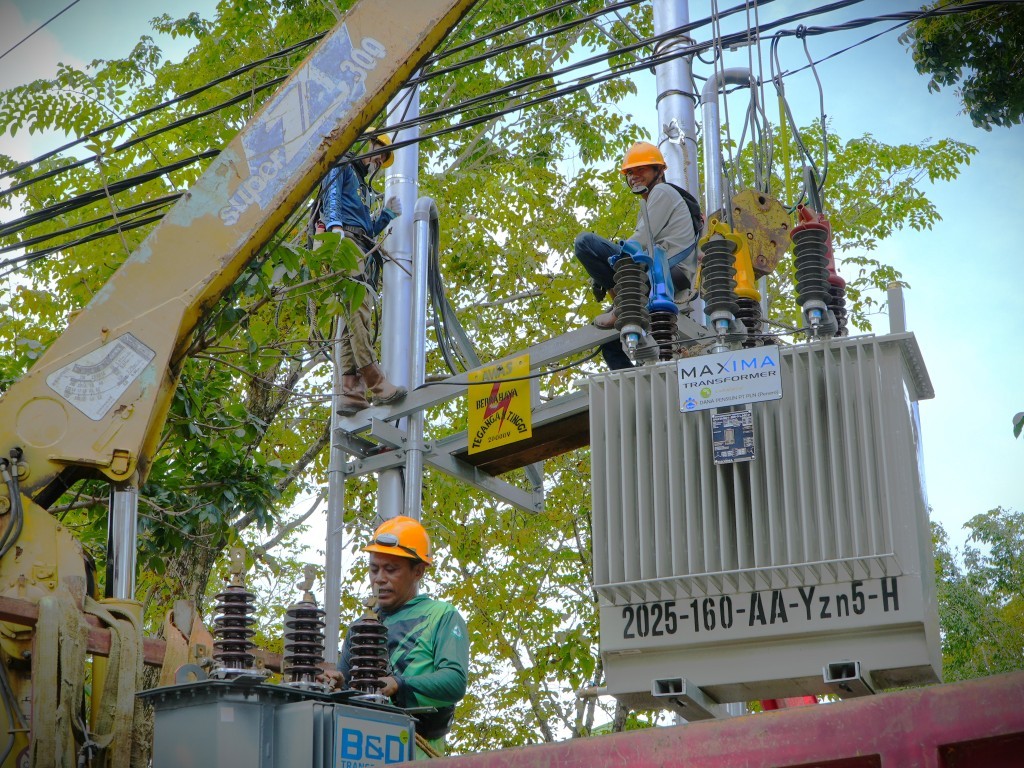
[697,216,761,302]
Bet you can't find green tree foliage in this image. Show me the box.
[0,0,980,756]
[933,508,1024,681]
[903,2,1024,130]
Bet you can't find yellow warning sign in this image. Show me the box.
[467,354,532,454]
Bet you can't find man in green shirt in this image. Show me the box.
[332,516,469,759]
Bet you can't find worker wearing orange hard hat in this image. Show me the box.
[327,516,469,759]
[574,141,701,369]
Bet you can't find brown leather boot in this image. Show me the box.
[338,372,371,415]
[359,363,407,405]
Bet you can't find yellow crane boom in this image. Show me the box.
[0,0,475,509]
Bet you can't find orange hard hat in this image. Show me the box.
[363,515,432,565]
[620,141,667,173]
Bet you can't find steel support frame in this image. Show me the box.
[337,323,618,430]
[378,390,594,513]
[332,324,619,514]
[342,418,541,514]
[335,314,704,433]
[332,315,708,514]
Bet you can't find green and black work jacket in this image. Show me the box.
[340,594,469,739]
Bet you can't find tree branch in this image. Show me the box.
[258,491,325,552]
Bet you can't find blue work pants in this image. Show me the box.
[574,232,633,371]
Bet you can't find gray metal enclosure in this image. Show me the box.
[143,681,415,768]
[587,332,940,710]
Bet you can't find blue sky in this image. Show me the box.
[1,0,1021,554]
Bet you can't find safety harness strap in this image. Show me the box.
[31,589,87,767]
[667,241,697,268]
[85,597,145,768]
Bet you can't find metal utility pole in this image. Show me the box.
[653,0,699,194]
[378,86,421,522]
[653,0,747,718]
[652,3,694,721]
[652,0,703,327]
[324,332,346,664]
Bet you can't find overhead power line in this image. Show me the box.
[1,0,758,202]
[410,0,777,89]
[0,1,894,269]
[3,0,1012,273]
[0,0,83,62]
[2,0,639,191]
[773,0,1024,45]
[2,0,770,248]
[2,0,624,184]
[2,210,169,268]
[0,33,322,181]
[422,0,647,65]
[1,76,285,200]
[0,194,180,256]
[0,151,215,240]
[379,0,869,152]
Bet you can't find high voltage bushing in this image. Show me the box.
[791,226,837,337]
[699,238,742,346]
[828,282,849,337]
[282,596,327,687]
[699,238,740,317]
[612,255,651,361]
[347,611,390,695]
[792,226,830,303]
[211,583,258,675]
[735,296,764,347]
[649,310,677,361]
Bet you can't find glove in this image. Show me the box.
[591,280,607,302]
[384,196,402,217]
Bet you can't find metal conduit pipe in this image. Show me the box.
[406,198,437,520]
[701,68,755,219]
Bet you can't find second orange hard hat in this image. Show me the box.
[363,515,433,565]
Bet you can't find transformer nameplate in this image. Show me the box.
[603,576,910,651]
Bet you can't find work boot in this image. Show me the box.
[359,363,407,406]
[338,372,371,416]
[593,309,617,329]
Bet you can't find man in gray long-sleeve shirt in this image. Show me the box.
[575,141,698,370]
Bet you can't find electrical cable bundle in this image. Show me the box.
[0,0,789,275]
[425,213,480,376]
[1,0,1012,281]
[0,451,25,560]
